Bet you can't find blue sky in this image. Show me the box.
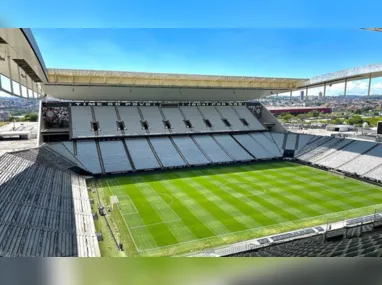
[2,0,382,96]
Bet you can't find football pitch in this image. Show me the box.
[94,161,382,256]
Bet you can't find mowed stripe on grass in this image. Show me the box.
[98,161,382,256]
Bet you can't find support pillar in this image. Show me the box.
[305,87,308,101]
[7,56,14,94]
[323,83,327,98]
[367,75,372,97]
[344,79,347,96]
[17,67,23,97]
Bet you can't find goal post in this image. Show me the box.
[110,196,120,211]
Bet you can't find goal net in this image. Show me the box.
[110,196,120,211]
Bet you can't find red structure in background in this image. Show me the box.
[268,106,332,115]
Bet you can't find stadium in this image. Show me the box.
[1,28,382,257]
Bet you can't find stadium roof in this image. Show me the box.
[47,68,305,88]
[44,68,306,101]
[1,28,382,101]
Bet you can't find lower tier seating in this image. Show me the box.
[48,132,283,174]
[0,153,100,257]
[226,227,382,257]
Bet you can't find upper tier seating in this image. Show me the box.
[117,106,147,135]
[198,106,231,131]
[161,107,191,133]
[179,106,211,132]
[0,152,99,257]
[70,106,94,137]
[70,105,266,137]
[140,106,170,134]
[232,106,266,131]
[93,106,121,137]
[215,106,249,131]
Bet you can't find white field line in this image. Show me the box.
[137,202,382,253]
[105,179,141,252]
[292,174,377,194]
[118,195,139,215]
[129,219,181,230]
[132,180,182,223]
[223,172,305,219]
[300,164,379,190]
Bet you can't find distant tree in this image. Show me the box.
[311,110,320,117]
[347,115,363,126]
[354,109,362,115]
[330,118,344,125]
[281,113,293,123]
[23,113,38,122]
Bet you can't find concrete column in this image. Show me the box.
[367,75,372,96]
[344,79,347,96]
[305,87,308,100]
[7,56,14,94]
[323,83,327,98]
[17,66,22,97]
[290,90,292,101]
[26,76,29,99]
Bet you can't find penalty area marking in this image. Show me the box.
[220,182,267,197]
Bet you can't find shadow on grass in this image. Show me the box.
[103,160,300,186]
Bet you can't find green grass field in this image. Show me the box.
[93,161,382,257]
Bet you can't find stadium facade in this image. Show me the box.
[1,28,382,257]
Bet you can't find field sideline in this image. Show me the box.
[93,161,382,256]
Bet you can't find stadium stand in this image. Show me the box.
[179,106,211,132]
[70,106,94,138]
[99,140,133,173]
[212,134,253,161]
[269,132,285,153]
[232,106,266,131]
[0,152,99,257]
[233,134,274,159]
[198,106,231,131]
[93,106,121,137]
[226,228,382,257]
[161,107,191,133]
[140,106,170,134]
[192,135,233,163]
[149,137,187,167]
[172,136,210,165]
[285,133,297,150]
[216,106,249,131]
[315,141,375,168]
[117,106,147,135]
[76,141,102,174]
[125,138,161,170]
[339,144,382,175]
[250,133,283,158]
